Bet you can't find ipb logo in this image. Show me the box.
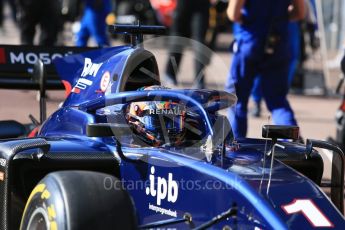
[146,166,178,206]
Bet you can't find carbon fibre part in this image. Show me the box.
[0,138,49,230]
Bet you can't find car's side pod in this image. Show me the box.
[0,138,50,230]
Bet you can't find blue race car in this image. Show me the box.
[0,25,344,230]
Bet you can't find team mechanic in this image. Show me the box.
[225,0,305,138]
[76,0,112,47]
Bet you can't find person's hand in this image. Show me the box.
[227,0,245,23]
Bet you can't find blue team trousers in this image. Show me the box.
[251,22,301,104]
[226,43,297,138]
[76,8,109,47]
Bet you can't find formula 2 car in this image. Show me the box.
[0,24,345,230]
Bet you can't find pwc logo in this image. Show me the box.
[81,58,103,77]
[72,58,104,94]
[146,166,178,206]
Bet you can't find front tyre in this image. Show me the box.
[20,171,137,230]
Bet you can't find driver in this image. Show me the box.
[126,85,187,147]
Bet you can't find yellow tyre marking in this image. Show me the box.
[48,204,56,221]
[50,221,58,230]
[20,184,46,229]
[23,184,46,213]
[41,189,51,200]
[21,183,59,230]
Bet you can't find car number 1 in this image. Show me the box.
[282,199,333,227]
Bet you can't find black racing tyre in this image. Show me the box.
[20,171,137,230]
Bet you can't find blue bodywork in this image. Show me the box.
[33,45,345,229]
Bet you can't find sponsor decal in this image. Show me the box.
[0,48,6,64]
[9,51,69,65]
[81,58,103,77]
[146,166,178,206]
[149,108,183,115]
[100,71,111,92]
[71,58,104,94]
[72,78,93,94]
[0,158,6,167]
[0,171,4,181]
[148,203,177,217]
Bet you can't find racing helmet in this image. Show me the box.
[126,85,186,146]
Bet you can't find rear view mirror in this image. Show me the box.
[87,123,132,137]
[262,125,299,141]
[87,123,137,162]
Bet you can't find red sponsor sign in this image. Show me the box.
[0,48,6,64]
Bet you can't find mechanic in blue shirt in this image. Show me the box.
[76,0,112,47]
[226,0,305,138]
